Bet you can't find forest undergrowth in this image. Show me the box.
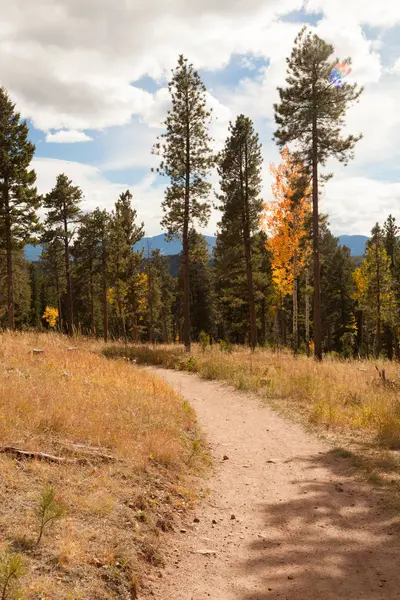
[0,332,207,600]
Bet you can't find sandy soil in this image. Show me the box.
[145,368,400,600]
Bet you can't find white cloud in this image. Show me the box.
[1,0,301,132]
[33,157,166,235]
[45,130,93,143]
[322,176,400,235]
[304,0,400,28]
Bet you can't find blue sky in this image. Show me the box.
[3,0,400,236]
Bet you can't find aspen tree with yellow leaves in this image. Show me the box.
[261,147,311,354]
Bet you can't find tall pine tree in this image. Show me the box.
[109,190,144,341]
[0,87,40,330]
[217,115,263,348]
[153,55,214,352]
[274,27,363,359]
[44,174,82,336]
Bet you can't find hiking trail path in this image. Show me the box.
[144,367,400,600]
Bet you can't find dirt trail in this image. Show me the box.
[145,368,400,600]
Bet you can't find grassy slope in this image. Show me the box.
[104,344,400,494]
[0,333,206,599]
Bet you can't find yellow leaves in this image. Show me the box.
[42,306,59,328]
[352,267,366,302]
[261,146,311,298]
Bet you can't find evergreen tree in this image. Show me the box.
[217,115,263,348]
[153,55,214,352]
[93,208,112,343]
[0,87,40,329]
[319,226,356,354]
[187,231,215,341]
[354,224,396,357]
[44,174,82,336]
[274,27,363,359]
[0,250,31,327]
[39,237,66,330]
[145,248,174,343]
[72,212,101,336]
[383,214,400,358]
[109,190,144,340]
[29,262,43,328]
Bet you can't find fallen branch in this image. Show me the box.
[0,446,84,464]
[0,445,117,464]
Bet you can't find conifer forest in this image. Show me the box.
[1,28,397,361]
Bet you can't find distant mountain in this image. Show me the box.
[134,234,217,255]
[338,235,368,256]
[25,233,367,263]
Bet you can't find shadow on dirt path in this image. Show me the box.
[142,368,400,600]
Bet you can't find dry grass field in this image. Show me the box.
[0,333,205,599]
[105,344,400,491]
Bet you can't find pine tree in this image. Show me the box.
[145,248,174,343]
[383,214,400,358]
[0,250,31,327]
[93,209,111,343]
[0,87,40,330]
[72,212,100,336]
[29,262,43,328]
[187,231,215,341]
[44,174,82,336]
[354,224,396,357]
[217,115,263,348]
[109,190,144,340]
[153,55,214,352]
[39,237,66,330]
[319,226,356,354]
[274,27,363,359]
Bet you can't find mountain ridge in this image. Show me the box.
[24,233,369,262]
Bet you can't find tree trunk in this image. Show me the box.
[305,269,310,357]
[182,91,191,353]
[90,268,95,336]
[63,212,73,337]
[312,112,322,360]
[102,243,108,343]
[148,263,154,344]
[260,297,266,346]
[4,184,15,330]
[241,139,257,349]
[374,239,382,357]
[292,251,298,356]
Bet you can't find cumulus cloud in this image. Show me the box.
[33,157,166,235]
[45,130,93,143]
[3,0,400,235]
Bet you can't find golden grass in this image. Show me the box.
[106,344,400,451]
[0,332,205,599]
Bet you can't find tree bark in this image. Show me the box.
[182,90,191,353]
[90,267,95,336]
[63,210,73,337]
[374,239,382,357]
[4,183,15,330]
[292,250,298,356]
[241,139,257,350]
[147,262,154,344]
[312,112,322,360]
[305,268,310,357]
[102,240,109,343]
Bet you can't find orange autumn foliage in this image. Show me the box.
[261,147,311,297]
